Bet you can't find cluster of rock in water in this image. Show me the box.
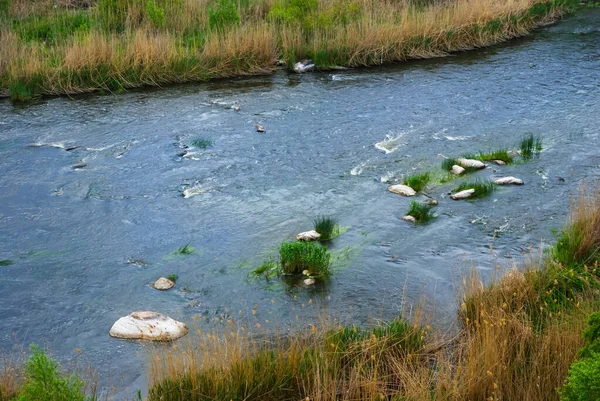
[388,157,524,222]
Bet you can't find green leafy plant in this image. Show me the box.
[146,0,166,28]
[405,201,436,224]
[452,179,496,199]
[208,0,240,31]
[560,312,600,401]
[16,344,86,401]
[267,0,318,24]
[166,274,178,283]
[279,241,330,276]
[402,172,430,193]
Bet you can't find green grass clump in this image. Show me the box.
[402,172,430,193]
[465,149,513,164]
[520,134,542,159]
[0,259,13,266]
[279,242,330,276]
[452,179,496,199]
[441,157,479,173]
[174,244,195,255]
[252,260,277,278]
[190,138,214,149]
[17,344,86,401]
[405,201,436,224]
[313,216,338,241]
[166,274,178,283]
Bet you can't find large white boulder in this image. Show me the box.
[388,184,417,196]
[450,165,465,175]
[494,176,524,185]
[451,189,475,200]
[296,230,321,241]
[457,158,486,169]
[153,277,175,291]
[109,312,188,341]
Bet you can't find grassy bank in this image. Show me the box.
[0,0,578,101]
[143,186,600,401]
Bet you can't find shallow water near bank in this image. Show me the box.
[0,8,599,397]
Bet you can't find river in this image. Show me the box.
[0,8,599,398]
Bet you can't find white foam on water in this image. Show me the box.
[444,136,471,141]
[374,133,405,154]
[350,162,367,176]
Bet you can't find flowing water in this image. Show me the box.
[0,9,599,397]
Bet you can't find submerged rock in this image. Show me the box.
[72,161,86,169]
[109,311,188,341]
[153,277,175,291]
[256,124,265,133]
[303,278,316,286]
[426,199,438,206]
[450,165,465,175]
[293,59,315,73]
[451,189,475,200]
[296,230,321,241]
[492,160,506,166]
[457,158,486,169]
[402,215,417,223]
[494,176,524,185]
[388,184,417,197]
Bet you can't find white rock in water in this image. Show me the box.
[494,176,524,185]
[255,124,265,132]
[294,59,315,73]
[451,165,465,175]
[296,230,321,241]
[402,215,417,223]
[426,199,438,206]
[492,160,506,166]
[451,189,476,200]
[109,312,188,341]
[457,158,486,169]
[388,184,417,197]
[153,277,175,291]
[303,278,316,286]
[231,105,240,112]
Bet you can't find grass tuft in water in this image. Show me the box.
[313,216,338,241]
[252,260,277,278]
[0,259,14,266]
[402,172,431,193]
[166,274,178,283]
[406,201,436,224]
[441,157,458,171]
[191,138,214,149]
[464,149,513,164]
[520,134,542,159]
[174,244,195,255]
[453,179,496,199]
[279,242,330,276]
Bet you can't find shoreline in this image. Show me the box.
[0,0,579,101]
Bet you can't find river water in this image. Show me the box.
[0,8,599,397]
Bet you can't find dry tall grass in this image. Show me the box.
[0,0,577,99]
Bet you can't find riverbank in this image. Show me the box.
[0,0,578,101]
[1,187,599,400]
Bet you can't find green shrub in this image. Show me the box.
[208,0,240,31]
[403,172,430,193]
[267,0,318,24]
[279,241,330,276]
[405,201,435,224]
[9,80,37,103]
[560,312,600,401]
[452,179,496,199]
[313,216,338,241]
[16,344,86,401]
[145,0,166,28]
[15,13,90,43]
